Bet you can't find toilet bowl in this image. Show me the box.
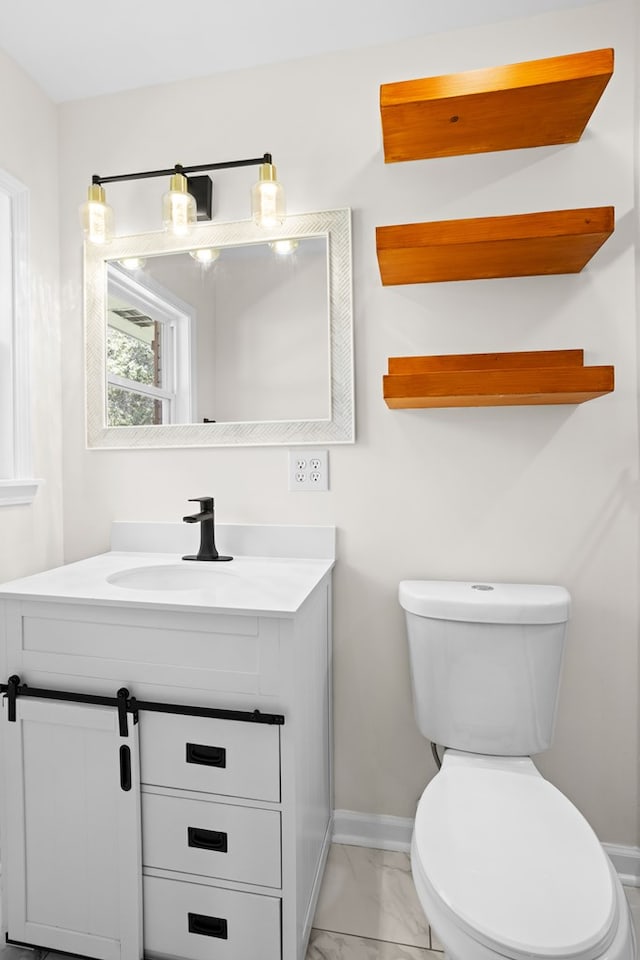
[411,751,636,960]
[399,580,637,960]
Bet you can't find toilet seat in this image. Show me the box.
[413,752,617,960]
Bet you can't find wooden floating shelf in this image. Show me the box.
[380,47,614,162]
[376,206,614,285]
[383,350,614,408]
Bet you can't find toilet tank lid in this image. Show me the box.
[399,580,570,624]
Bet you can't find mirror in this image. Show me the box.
[85,208,353,447]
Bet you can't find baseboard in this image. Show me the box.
[333,809,412,852]
[333,810,640,885]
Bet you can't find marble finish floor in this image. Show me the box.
[0,843,636,960]
[307,843,640,960]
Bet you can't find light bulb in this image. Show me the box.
[189,248,220,264]
[270,239,298,256]
[251,162,285,228]
[79,183,113,244]
[162,172,197,236]
[119,257,145,271]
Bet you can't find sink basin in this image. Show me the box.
[107,564,235,591]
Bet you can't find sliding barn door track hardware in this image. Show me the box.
[0,676,285,727]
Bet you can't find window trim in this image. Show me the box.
[0,168,40,507]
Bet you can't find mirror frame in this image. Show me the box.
[85,208,354,448]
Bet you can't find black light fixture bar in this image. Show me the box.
[91,153,272,186]
[89,153,274,224]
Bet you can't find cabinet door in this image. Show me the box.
[1,696,142,960]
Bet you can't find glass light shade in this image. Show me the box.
[189,247,220,264]
[80,184,113,244]
[251,163,285,228]
[162,172,197,236]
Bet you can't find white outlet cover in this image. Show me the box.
[288,449,329,491]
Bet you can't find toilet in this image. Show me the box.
[400,580,637,960]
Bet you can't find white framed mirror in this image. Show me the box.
[85,208,353,447]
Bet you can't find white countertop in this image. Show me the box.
[0,551,333,615]
[0,550,334,617]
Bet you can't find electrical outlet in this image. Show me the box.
[288,449,329,491]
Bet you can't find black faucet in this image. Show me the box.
[182,497,233,562]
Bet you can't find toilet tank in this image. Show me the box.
[400,581,570,756]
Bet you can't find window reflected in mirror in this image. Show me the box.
[107,317,164,426]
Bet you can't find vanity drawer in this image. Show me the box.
[143,875,281,960]
[142,792,281,887]
[139,712,281,801]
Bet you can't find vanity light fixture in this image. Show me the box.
[80,153,285,244]
[252,160,285,228]
[162,171,197,236]
[79,183,114,245]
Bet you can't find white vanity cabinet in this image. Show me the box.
[0,538,334,960]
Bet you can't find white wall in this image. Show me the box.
[0,51,63,582]
[58,0,639,846]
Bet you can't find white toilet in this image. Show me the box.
[400,579,637,960]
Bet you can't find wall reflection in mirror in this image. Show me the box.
[85,209,353,447]
[106,236,328,427]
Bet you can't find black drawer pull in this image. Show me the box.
[188,827,228,852]
[188,912,228,939]
[186,742,226,768]
[119,745,132,792]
